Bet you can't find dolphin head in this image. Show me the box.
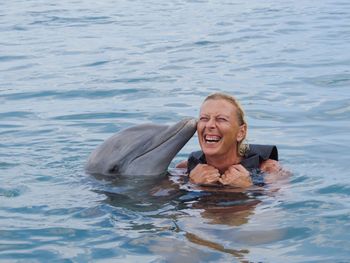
[85,118,197,177]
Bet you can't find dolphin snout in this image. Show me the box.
[181,117,197,130]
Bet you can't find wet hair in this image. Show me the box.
[203,92,249,156]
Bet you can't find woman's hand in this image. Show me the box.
[260,159,291,184]
[260,159,281,174]
[189,164,221,186]
[219,164,252,188]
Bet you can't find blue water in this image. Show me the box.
[1,0,350,262]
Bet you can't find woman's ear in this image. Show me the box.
[237,124,247,142]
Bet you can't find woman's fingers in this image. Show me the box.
[189,164,220,185]
[189,164,253,188]
[219,165,252,188]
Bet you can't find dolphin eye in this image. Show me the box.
[108,164,119,174]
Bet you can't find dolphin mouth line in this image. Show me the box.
[129,120,192,164]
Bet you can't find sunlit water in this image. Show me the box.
[1,0,350,262]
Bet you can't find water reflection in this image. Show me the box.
[193,193,260,226]
[184,232,249,259]
[91,170,285,260]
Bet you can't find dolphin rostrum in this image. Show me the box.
[85,118,197,177]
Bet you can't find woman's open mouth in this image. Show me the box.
[204,135,222,144]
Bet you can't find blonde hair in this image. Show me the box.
[203,92,249,156]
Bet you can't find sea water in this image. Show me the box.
[1,0,350,262]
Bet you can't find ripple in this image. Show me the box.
[0,111,35,119]
[163,103,191,107]
[193,40,215,46]
[0,162,18,169]
[0,55,29,62]
[0,187,22,198]
[81,60,110,67]
[28,14,113,27]
[111,76,176,83]
[0,227,94,243]
[72,206,106,219]
[283,200,325,210]
[0,88,144,100]
[236,227,312,245]
[52,112,147,120]
[317,184,350,196]
[306,99,350,120]
[301,73,350,87]
[0,63,39,72]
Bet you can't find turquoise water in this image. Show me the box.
[1,0,350,262]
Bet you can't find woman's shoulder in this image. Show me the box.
[246,144,278,161]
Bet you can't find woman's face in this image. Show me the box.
[197,99,246,158]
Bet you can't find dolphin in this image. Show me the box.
[85,118,197,177]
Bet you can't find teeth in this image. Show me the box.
[205,135,221,143]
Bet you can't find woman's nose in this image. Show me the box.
[205,117,216,128]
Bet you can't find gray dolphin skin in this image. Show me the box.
[85,118,197,177]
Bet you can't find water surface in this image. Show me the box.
[1,0,350,262]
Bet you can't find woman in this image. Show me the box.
[177,92,283,188]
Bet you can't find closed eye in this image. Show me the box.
[216,117,228,122]
[199,116,209,122]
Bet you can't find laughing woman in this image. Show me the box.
[177,92,286,188]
